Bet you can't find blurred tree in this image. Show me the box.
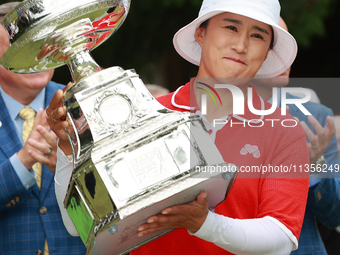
[280,0,336,47]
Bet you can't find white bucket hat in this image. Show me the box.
[173,0,297,79]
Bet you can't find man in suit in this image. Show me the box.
[316,115,340,255]
[252,17,340,255]
[0,2,86,254]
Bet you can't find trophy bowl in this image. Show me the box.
[1,1,237,254]
[0,0,128,77]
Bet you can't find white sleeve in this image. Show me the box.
[191,210,294,255]
[54,146,80,236]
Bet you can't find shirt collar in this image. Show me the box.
[0,85,46,121]
[170,78,265,123]
[171,78,195,112]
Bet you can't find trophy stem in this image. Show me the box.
[67,50,102,83]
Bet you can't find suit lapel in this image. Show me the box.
[0,95,41,198]
[39,165,54,200]
[0,95,22,159]
[1,84,62,200]
[30,183,40,198]
[45,83,57,107]
[40,83,59,201]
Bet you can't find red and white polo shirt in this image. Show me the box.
[131,80,310,255]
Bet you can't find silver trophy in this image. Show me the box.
[1,1,237,254]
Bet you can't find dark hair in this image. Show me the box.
[269,27,274,49]
[107,6,116,14]
[199,19,210,30]
[199,19,274,50]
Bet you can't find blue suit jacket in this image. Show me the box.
[287,93,340,255]
[0,81,86,254]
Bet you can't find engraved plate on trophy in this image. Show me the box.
[0,1,238,254]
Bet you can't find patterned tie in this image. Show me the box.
[19,107,42,188]
[19,107,49,255]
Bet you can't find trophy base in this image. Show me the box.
[90,168,233,255]
[67,161,235,255]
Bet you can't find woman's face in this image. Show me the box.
[195,12,272,81]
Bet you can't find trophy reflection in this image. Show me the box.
[0,1,237,254]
